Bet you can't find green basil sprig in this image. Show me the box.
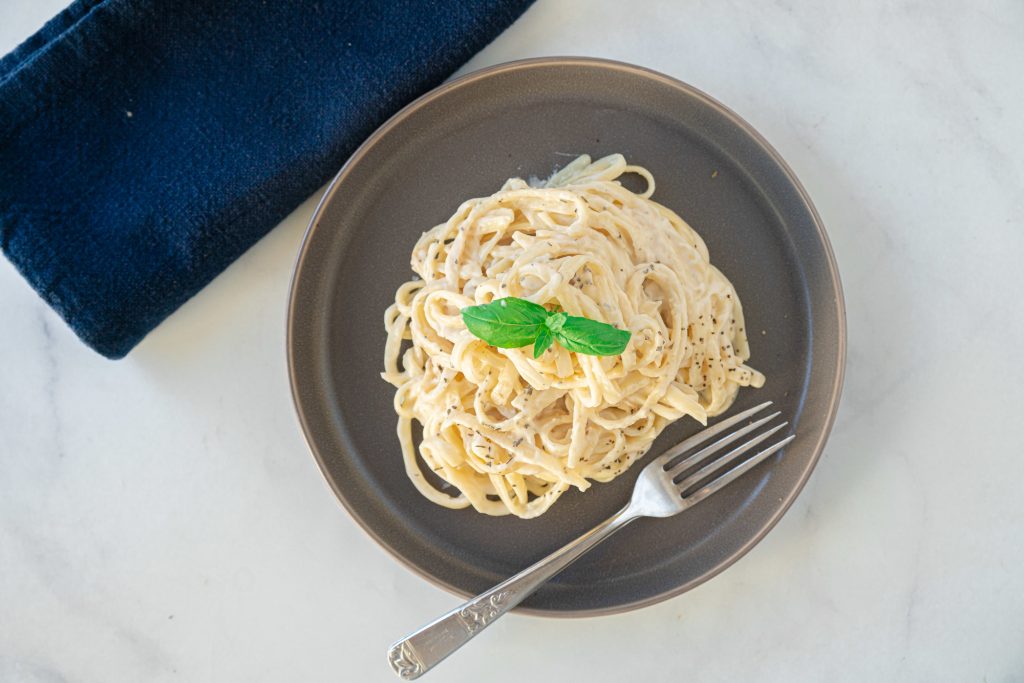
[461,297,631,358]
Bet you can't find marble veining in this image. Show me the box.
[2,1,1023,681]
[37,312,65,460]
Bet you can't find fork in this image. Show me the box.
[387,401,793,679]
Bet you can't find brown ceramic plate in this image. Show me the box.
[287,58,845,616]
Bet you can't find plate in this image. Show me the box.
[287,58,845,615]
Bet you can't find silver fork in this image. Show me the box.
[387,401,793,679]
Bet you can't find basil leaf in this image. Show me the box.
[461,297,549,348]
[461,297,632,358]
[544,311,567,333]
[553,315,631,356]
[533,326,554,358]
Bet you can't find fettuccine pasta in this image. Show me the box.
[382,154,764,518]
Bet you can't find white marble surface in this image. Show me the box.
[2,1,1024,681]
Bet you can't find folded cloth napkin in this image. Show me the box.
[0,0,533,358]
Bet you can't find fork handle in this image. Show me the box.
[387,504,637,679]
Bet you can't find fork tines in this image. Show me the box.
[658,401,795,504]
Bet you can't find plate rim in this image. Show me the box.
[287,56,847,617]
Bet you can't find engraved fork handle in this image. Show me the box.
[387,504,637,679]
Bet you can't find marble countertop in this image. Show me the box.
[3,1,1023,681]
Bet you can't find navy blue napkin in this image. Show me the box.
[0,0,533,358]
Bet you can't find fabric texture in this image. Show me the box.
[0,0,534,358]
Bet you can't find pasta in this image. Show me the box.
[381,154,764,518]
